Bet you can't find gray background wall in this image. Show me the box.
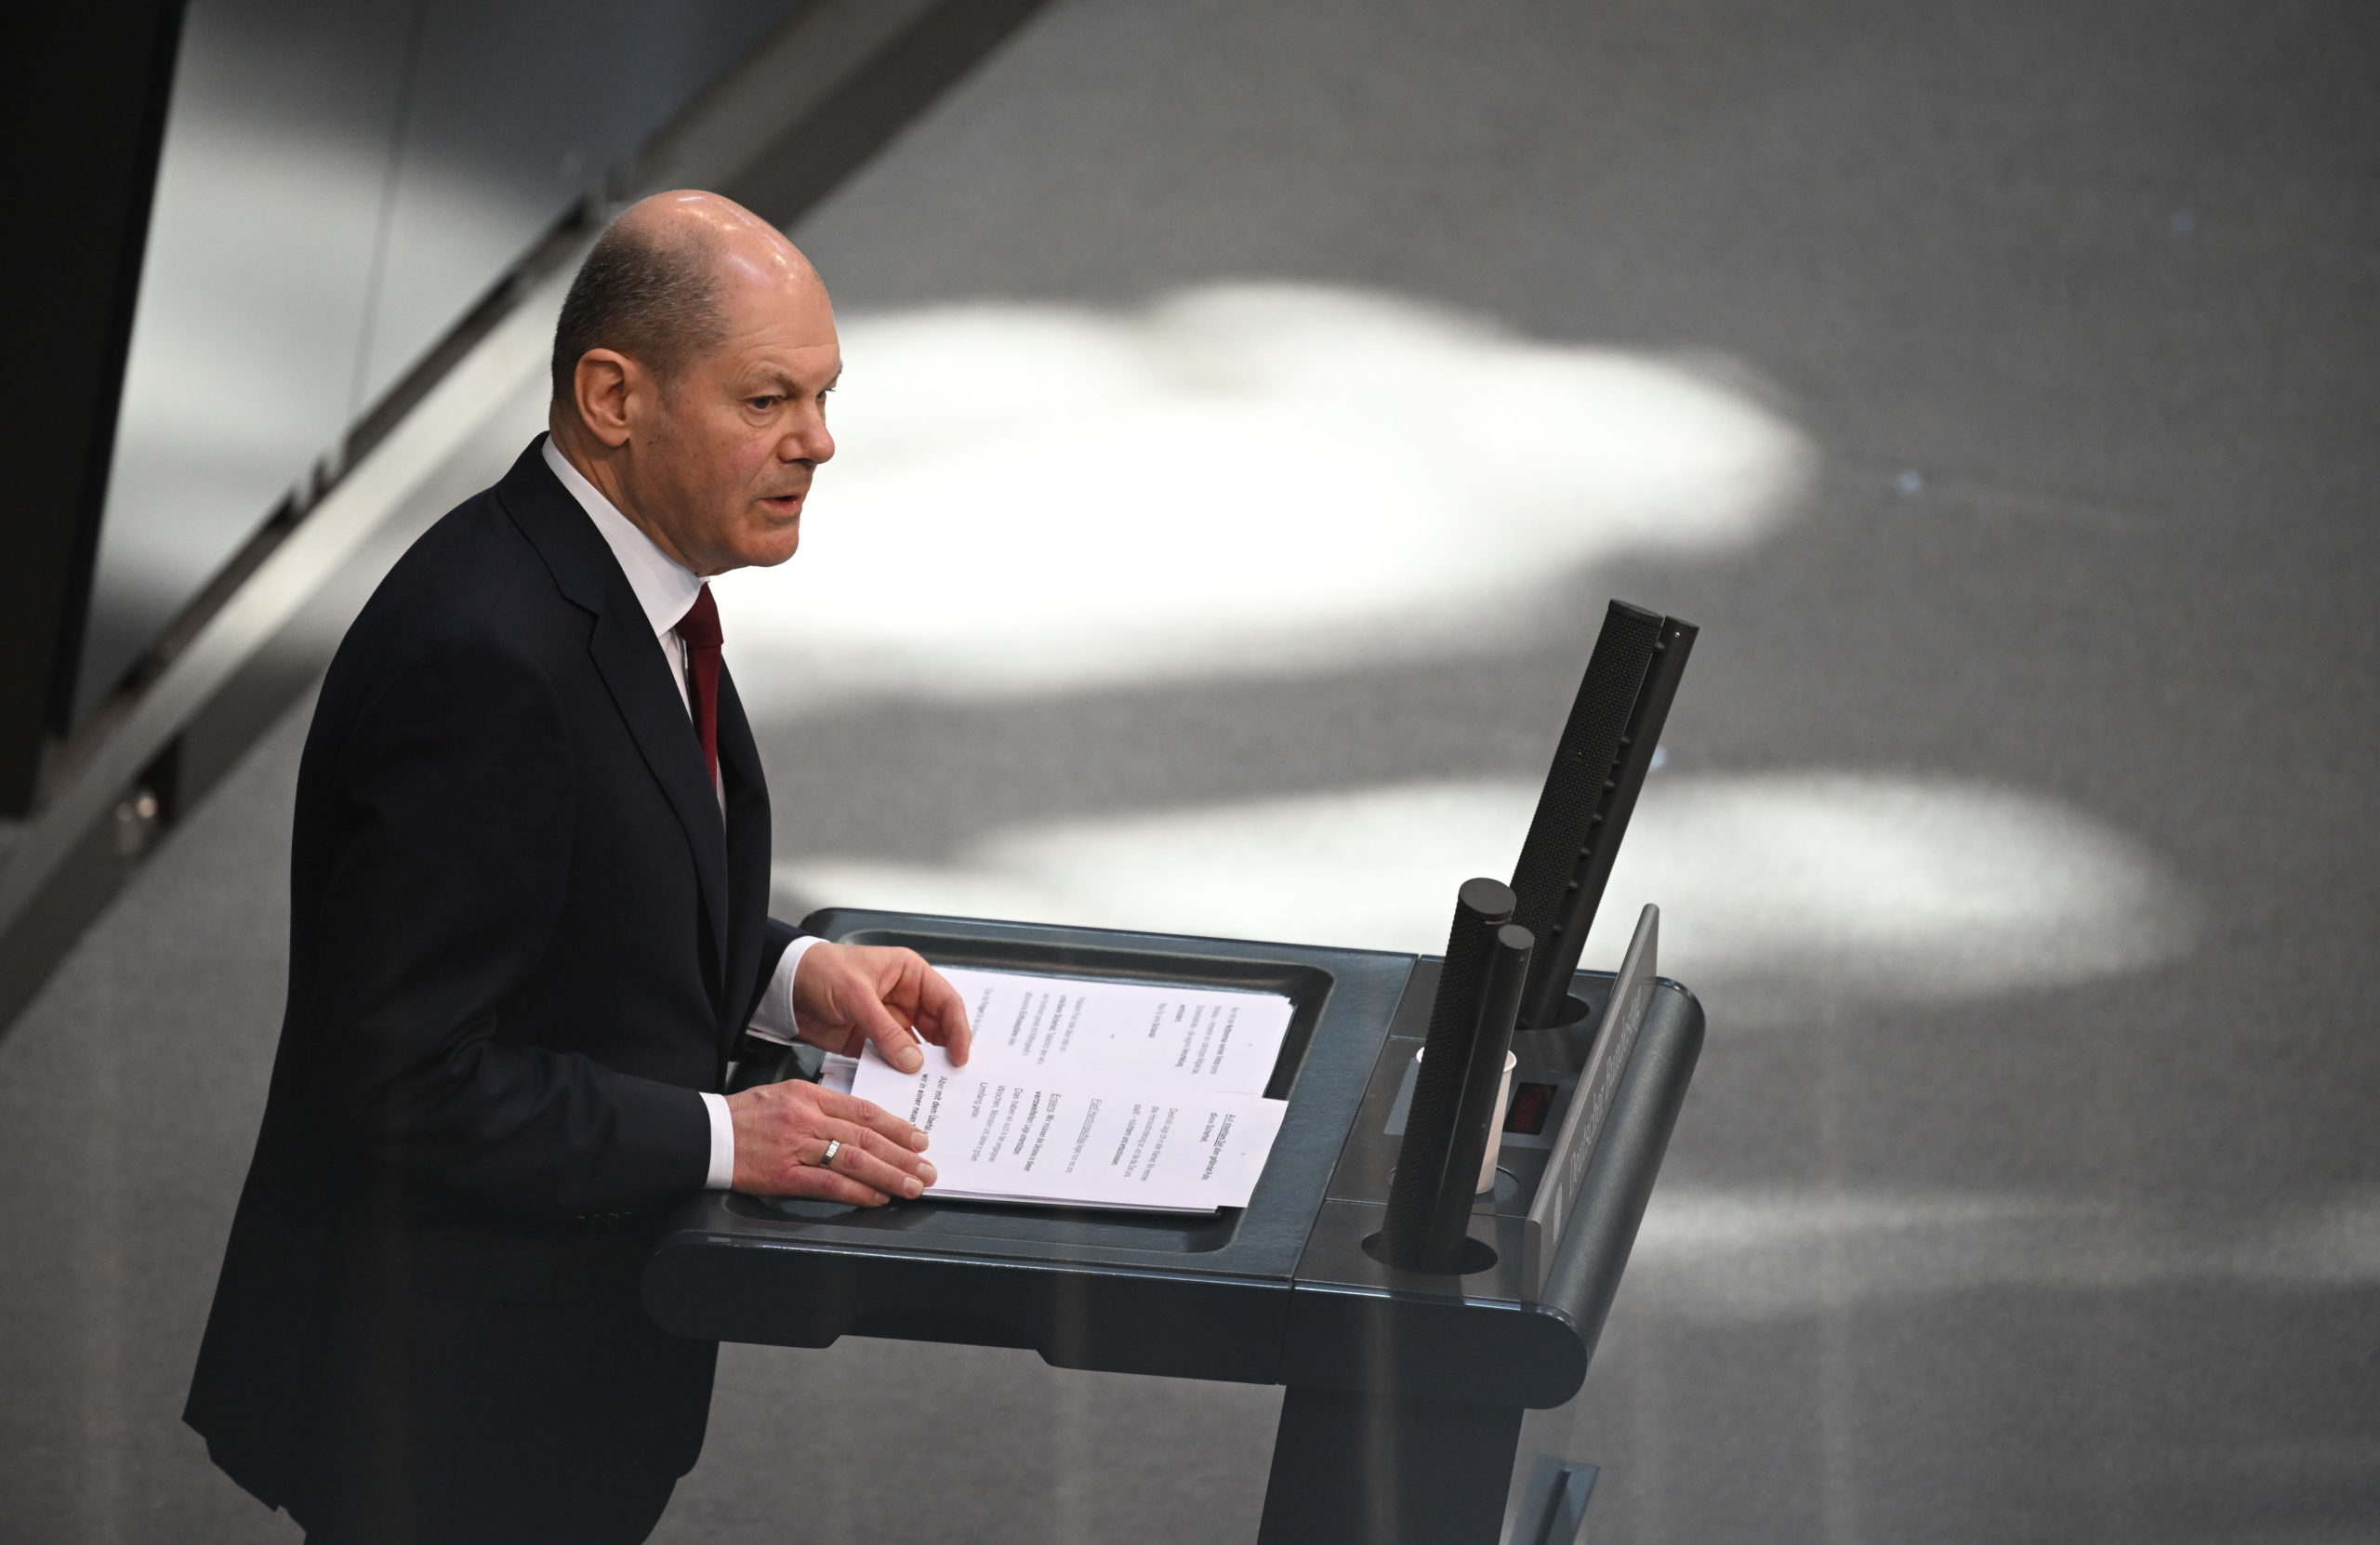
[76,0,800,724]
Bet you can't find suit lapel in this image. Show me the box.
[496,439,731,997]
[587,604,731,994]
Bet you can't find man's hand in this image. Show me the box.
[726,1079,937,1203]
[790,941,972,1073]
[722,942,970,1202]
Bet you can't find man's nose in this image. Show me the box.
[783,413,833,466]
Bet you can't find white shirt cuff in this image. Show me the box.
[698,1091,736,1191]
[743,933,825,1047]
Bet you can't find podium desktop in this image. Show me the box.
[643,603,1705,1544]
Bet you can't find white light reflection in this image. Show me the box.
[714,284,1813,706]
[731,284,2188,1020]
[98,118,394,641]
[775,772,2187,1018]
[1626,1184,2380,1320]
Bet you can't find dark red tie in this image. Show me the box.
[676,585,722,783]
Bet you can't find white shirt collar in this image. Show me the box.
[541,436,704,641]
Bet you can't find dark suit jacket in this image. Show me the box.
[186,439,795,1543]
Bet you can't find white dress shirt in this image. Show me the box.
[542,438,819,1191]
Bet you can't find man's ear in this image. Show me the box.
[572,349,640,449]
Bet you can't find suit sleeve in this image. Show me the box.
[748,918,803,1024]
[307,629,710,1219]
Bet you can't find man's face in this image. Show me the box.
[622,260,840,575]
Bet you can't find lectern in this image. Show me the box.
[643,905,1698,1544]
[644,601,1705,1543]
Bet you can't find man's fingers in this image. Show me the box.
[823,1116,939,1187]
[858,993,925,1073]
[818,1120,936,1198]
[730,1079,944,1202]
[857,946,969,1064]
[790,943,972,1070]
[813,1089,932,1153]
[839,1120,936,1183]
[910,961,972,1065]
[745,1117,928,1205]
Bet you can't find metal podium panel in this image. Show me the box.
[1279,957,1702,1412]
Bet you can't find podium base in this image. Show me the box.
[1256,1384,1524,1545]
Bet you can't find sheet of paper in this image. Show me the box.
[853,1051,1288,1212]
[935,967,1294,1096]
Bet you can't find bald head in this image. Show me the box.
[549,191,823,403]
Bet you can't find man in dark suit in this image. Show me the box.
[185,191,972,1544]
